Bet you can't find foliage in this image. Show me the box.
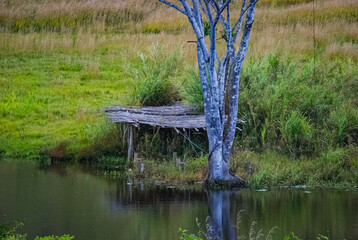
[316,235,330,240]
[238,54,358,158]
[178,215,278,240]
[179,225,331,240]
[0,222,73,240]
[178,228,203,240]
[0,0,357,190]
[0,221,26,240]
[180,68,204,113]
[234,148,358,189]
[279,111,313,158]
[34,235,74,240]
[283,233,330,240]
[180,53,358,159]
[284,232,303,240]
[129,43,183,106]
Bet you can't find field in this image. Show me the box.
[0,0,357,187]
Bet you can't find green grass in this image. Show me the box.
[181,53,358,159]
[0,42,189,159]
[0,51,130,158]
[239,54,358,157]
[128,43,184,106]
[121,148,357,189]
[233,149,358,189]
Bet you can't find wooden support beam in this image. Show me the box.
[127,124,133,162]
[173,152,177,163]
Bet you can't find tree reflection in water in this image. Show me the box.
[206,190,237,240]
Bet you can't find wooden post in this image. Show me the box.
[179,162,185,171]
[173,152,177,163]
[134,152,138,165]
[127,124,133,162]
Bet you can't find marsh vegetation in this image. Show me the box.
[0,0,357,187]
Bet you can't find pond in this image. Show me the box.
[0,160,357,240]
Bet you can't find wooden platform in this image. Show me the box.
[104,103,245,160]
[104,103,207,129]
[105,103,245,129]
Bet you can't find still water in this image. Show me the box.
[0,160,357,240]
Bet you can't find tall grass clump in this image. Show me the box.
[179,52,358,158]
[180,67,204,113]
[178,213,279,240]
[237,53,358,158]
[129,43,184,106]
[279,111,313,158]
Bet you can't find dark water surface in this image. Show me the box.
[0,161,357,240]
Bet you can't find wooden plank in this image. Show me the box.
[104,103,245,130]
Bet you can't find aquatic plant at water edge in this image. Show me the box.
[0,222,74,240]
[0,221,26,240]
[34,235,74,240]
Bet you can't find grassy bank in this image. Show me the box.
[121,149,357,189]
[0,0,357,187]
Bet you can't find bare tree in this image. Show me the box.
[158,0,258,188]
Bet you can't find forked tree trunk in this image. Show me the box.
[158,0,258,189]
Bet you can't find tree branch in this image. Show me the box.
[233,0,259,44]
[223,0,258,159]
[192,0,205,36]
[215,0,231,26]
[180,0,210,62]
[158,0,187,15]
[198,0,210,20]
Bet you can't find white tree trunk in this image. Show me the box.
[158,0,258,188]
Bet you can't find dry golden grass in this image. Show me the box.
[0,0,356,61]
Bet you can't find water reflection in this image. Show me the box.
[207,190,237,240]
[1,161,358,240]
[108,182,206,208]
